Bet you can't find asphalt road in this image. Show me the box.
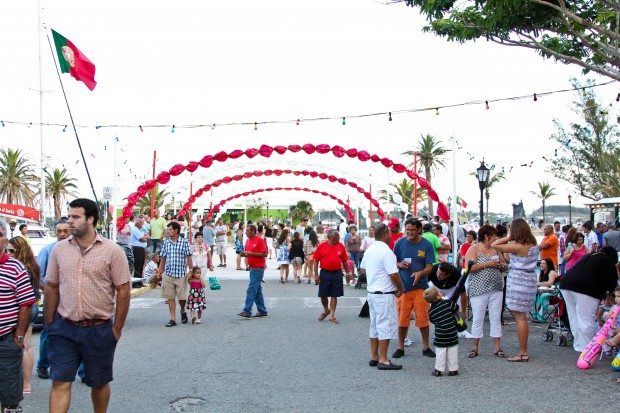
[23,251,620,412]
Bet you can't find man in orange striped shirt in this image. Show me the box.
[45,198,131,413]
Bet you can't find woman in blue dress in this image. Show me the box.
[492,218,539,362]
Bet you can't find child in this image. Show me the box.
[597,292,615,328]
[603,287,620,353]
[144,252,160,288]
[186,266,207,324]
[424,286,459,377]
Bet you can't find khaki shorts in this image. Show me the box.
[162,274,188,300]
[216,241,227,255]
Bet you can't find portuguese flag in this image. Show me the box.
[52,29,97,91]
[456,196,468,208]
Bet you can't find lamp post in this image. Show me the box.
[266,201,269,223]
[447,196,452,218]
[476,161,490,226]
[568,194,572,225]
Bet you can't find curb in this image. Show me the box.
[130,284,153,298]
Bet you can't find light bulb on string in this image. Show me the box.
[296,119,300,126]
[342,117,346,125]
[616,93,620,102]
[0,121,4,127]
[565,139,571,147]
[529,162,533,167]
[582,88,587,96]
[509,166,513,172]
[95,125,100,129]
[533,93,537,102]
[435,108,439,116]
[254,122,258,131]
[388,112,392,121]
[139,125,143,132]
[171,125,175,133]
[542,156,547,161]
[28,122,32,128]
[485,101,489,110]
[502,167,505,173]
[554,149,558,156]
[62,125,67,132]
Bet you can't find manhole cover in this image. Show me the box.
[171,397,207,413]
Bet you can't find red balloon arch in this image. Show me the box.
[118,143,448,231]
[174,169,386,222]
[200,187,360,222]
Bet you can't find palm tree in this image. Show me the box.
[378,179,428,213]
[530,181,557,224]
[402,134,450,217]
[45,168,79,219]
[136,184,170,216]
[289,200,314,224]
[0,148,39,206]
[469,170,506,222]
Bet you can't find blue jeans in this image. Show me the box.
[243,268,267,315]
[150,239,161,254]
[37,309,50,370]
[349,251,360,270]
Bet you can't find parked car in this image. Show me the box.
[33,291,44,332]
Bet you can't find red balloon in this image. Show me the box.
[214,151,228,162]
[186,161,199,173]
[274,170,283,176]
[228,149,244,159]
[328,175,337,182]
[169,164,185,176]
[188,195,196,203]
[157,171,171,184]
[178,210,186,217]
[265,188,273,192]
[199,155,214,168]
[357,187,366,194]
[259,145,273,157]
[302,143,316,154]
[263,170,273,176]
[293,187,302,191]
[144,179,157,190]
[233,175,243,181]
[381,157,393,168]
[331,145,346,158]
[337,200,344,205]
[275,187,283,191]
[242,192,250,196]
[288,144,301,153]
[370,154,381,163]
[204,184,212,191]
[301,170,310,176]
[253,171,263,177]
[418,177,430,189]
[406,170,419,180]
[195,189,204,197]
[222,176,233,184]
[309,171,318,178]
[318,173,328,180]
[372,199,380,208]
[348,182,358,189]
[245,148,259,158]
[212,180,222,187]
[127,192,140,204]
[273,145,287,155]
[283,169,292,174]
[136,185,148,197]
[316,144,331,154]
[320,191,328,196]
[338,178,348,185]
[330,195,337,200]
[357,150,371,161]
[293,171,301,176]
[243,172,253,178]
[346,148,358,158]
[436,202,450,222]
[427,188,439,202]
[392,163,407,173]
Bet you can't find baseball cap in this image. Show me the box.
[387,218,399,229]
[8,219,16,224]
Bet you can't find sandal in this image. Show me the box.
[507,354,529,362]
[467,349,479,358]
[329,317,339,324]
[180,312,188,324]
[494,349,507,358]
[605,339,618,347]
[165,320,176,327]
[318,310,330,321]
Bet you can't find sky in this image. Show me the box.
[1,0,616,221]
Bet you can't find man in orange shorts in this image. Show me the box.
[392,218,435,359]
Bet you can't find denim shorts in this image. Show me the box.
[318,269,344,298]
[47,318,118,388]
[29,303,39,324]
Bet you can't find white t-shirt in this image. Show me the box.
[215,225,228,242]
[361,236,375,251]
[584,231,598,252]
[360,241,399,293]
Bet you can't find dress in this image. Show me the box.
[276,241,290,265]
[506,246,540,313]
[187,280,206,310]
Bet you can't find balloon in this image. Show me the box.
[400,203,409,213]
[392,193,403,205]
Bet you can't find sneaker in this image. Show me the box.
[37,367,49,380]
[448,370,459,377]
[392,348,405,358]
[422,348,436,358]
[253,312,268,318]
[432,369,442,377]
[196,319,202,324]
[237,312,251,319]
[404,337,414,347]
[458,331,474,339]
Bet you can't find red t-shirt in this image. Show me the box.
[313,242,347,271]
[389,232,403,251]
[245,236,267,268]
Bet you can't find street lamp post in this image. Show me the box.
[476,161,490,227]
[568,194,572,225]
[266,201,269,223]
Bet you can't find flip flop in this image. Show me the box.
[467,349,479,358]
[369,360,379,367]
[180,312,188,324]
[507,354,529,362]
[494,349,507,358]
[165,320,176,327]
[377,361,402,370]
[329,318,339,324]
[318,310,330,321]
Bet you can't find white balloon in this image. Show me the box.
[361,209,369,219]
[393,194,403,205]
[400,203,408,213]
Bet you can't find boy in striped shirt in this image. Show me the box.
[424,286,459,377]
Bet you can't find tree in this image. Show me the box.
[377,179,428,213]
[530,181,557,223]
[0,148,39,206]
[402,134,449,217]
[289,200,314,224]
[245,197,266,222]
[402,0,620,81]
[470,169,506,222]
[45,168,78,219]
[136,184,170,216]
[550,79,620,199]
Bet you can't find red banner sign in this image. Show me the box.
[0,204,40,222]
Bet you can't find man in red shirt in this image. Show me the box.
[238,224,269,318]
[313,229,350,324]
[388,218,403,250]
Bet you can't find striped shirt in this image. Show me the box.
[46,234,131,322]
[428,298,458,348]
[160,237,192,277]
[0,254,37,336]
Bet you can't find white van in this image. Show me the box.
[7,223,56,258]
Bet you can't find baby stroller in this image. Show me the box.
[354,251,366,289]
[541,288,573,346]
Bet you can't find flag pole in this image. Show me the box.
[38,0,46,225]
[451,136,458,266]
[44,29,101,210]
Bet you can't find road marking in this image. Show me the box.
[131,296,367,309]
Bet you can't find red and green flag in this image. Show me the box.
[52,29,97,91]
[456,196,468,208]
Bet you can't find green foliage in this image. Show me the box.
[550,79,620,199]
[136,184,170,216]
[404,0,620,81]
[378,179,428,212]
[245,197,266,222]
[45,168,78,219]
[402,133,450,216]
[530,181,557,223]
[0,148,39,206]
[289,200,314,224]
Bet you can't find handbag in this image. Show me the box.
[208,276,221,290]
